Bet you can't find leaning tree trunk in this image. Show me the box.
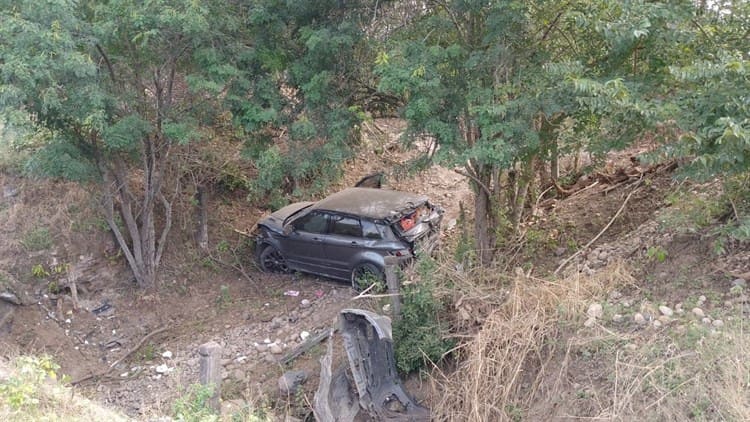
[99,140,173,289]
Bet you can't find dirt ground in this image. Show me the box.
[1,119,748,419]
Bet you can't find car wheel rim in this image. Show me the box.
[263,249,288,272]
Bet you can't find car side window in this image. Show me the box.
[361,220,382,239]
[293,212,329,234]
[331,216,362,238]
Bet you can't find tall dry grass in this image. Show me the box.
[428,259,750,421]
[429,262,634,421]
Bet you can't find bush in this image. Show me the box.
[172,383,218,422]
[392,258,454,373]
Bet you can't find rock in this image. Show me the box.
[712,319,724,328]
[254,343,268,353]
[653,320,662,328]
[155,364,172,374]
[586,303,603,319]
[675,303,683,311]
[268,343,283,355]
[300,331,310,342]
[732,278,747,289]
[0,270,33,305]
[278,370,308,396]
[658,306,674,317]
[698,295,706,303]
[701,317,712,325]
[612,314,623,323]
[583,317,596,328]
[633,313,647,325]
[692,308,705,318]
[162,351,173,359]
[2,185,19,198]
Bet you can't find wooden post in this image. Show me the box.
[384,256,401,321]
[198,341,222,413]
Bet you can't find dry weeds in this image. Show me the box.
[429,262,633,421]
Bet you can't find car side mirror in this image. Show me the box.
[283,224,294,236]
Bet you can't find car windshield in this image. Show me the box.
[283,204,314,226]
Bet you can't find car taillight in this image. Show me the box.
[389,249,410,257]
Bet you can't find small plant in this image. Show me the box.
[216,285,231,308]
[139,343,157,361]
[0,355,59,411]
[646,246,668,263]
[31,264,49,278]
[172,383,218,422]
[21,227,53,251]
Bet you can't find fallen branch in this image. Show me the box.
[72,325,169,385]
[554,180,643,275]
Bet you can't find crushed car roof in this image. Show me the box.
[310,188,428,220]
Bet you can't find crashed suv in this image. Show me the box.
[255,187,442,287]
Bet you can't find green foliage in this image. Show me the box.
[21,227,52,251]
[0,355,59,411]
[393,257,454,373]
[31,264,49,279]
[646,246,668,263]
[172,383,218,422]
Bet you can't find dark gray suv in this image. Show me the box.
[254,188,443,287]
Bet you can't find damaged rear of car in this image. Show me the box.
[254,188,443,288]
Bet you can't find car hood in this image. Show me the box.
[258,201,314,232]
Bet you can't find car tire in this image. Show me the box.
[350,263,384,291]
[257,244,289,273]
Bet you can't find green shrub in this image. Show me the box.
[392,258,454,373]
[21,227,52,251]
[0,355,59,411]
[172,383,218,422]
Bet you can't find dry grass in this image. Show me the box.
[427,259,750,421]
[429,262,633,421]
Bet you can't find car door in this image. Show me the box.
[323,215,385,279]
[279,211,331,273]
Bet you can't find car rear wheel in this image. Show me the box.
[257,244,289,273]
[351,263,384,291]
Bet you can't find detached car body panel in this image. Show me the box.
[255,188,442,286]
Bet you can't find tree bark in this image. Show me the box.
[196,184,209,251]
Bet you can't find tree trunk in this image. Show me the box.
[196,185,209,251]
[472,167,497,265]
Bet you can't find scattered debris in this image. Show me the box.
[284,290,300,297]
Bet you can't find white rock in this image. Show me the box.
[633,313,647,325]
[300,331,310,341]
[653,320,662,328]
[584,317,596,328]
[587,303,603,319]
[263,338,271,344]
[300,299,311,308]
[712,319,724,328]
[702,317,712,325]
[162,351,173,359]
[692,308,705,318]
[268,343,283,355]
[120,372,129,377]
[658,306,673,317]
[155,364,171,374]
[612,314,623,323]
[698,295,706,303]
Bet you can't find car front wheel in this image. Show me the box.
[257,244,289,273]
[351,263,384,291]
